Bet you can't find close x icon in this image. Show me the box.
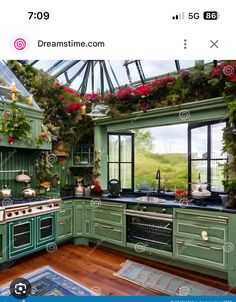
[210,40,219,48]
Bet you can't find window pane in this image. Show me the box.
[109,163,119,180]
[109,135,119,162]
[191,126,207,159]
[211,123,226,159]
[120,135,132,162]
[211,160,225,192]
[191,160,207,183]
[120,163,132,189]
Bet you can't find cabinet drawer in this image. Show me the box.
[174,210,228,225]
[58,207,73,219]
[98,202,125,212]
[93,223,124,246]
[174,237,226,271]
[93,209,124,226]
[175,219,227,244]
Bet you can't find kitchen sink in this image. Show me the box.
[135,196,167,203]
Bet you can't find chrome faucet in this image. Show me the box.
[155,169,161,194]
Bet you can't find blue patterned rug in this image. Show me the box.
[0,266,98,296]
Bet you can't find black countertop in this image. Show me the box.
[61,194,236,214]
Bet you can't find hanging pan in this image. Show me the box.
[16,170,31,183]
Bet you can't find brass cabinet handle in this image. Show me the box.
[60,210,66,213]
[100,224,113,230]
[176,240,184,244]
[196,216,228,224]
[101,204,124,208]
[210,246,223,251]
[201,230,209,241]
[196,242,210,249]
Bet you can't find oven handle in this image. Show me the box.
[124,209,173,222]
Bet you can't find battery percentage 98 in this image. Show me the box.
[203,11,219,20]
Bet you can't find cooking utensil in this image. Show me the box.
[16,170,31,183]
[0,185,12,199]
[21,183,36,199]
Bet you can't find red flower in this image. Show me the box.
[135,85,150,97]
[227,73,236,83]
[151,76,175,88]
[59,94,65,101]
[63,86,75,94]
[211,67,221,77]
[7,137,14,144]
[117,87,134,100]
[68,103,81,111]
[84,93,100,101]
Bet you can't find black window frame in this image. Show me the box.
[188,119,227,194]
[107,132,134,192]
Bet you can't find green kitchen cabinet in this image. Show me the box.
[74,201,92,237]
[84,205,92,237]
[36,213,55,248]
[74,204,84,236]
[56,201,74,242]
[8,217,35,260]
[173,209,228,271]
[92,201,126,246]
[92,222,125,246]
[0,224,6,263]
[57,217,73,241]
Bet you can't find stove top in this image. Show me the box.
[0,197,58,207]
[0,197,62,222]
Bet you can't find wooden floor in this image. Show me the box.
[0,242,235,296]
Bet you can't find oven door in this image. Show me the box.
[36,213,55,248]
[8,217,35,259]
[125,210,173,251]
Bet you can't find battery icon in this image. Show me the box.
[203,11,219,20]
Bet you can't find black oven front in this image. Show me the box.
[125,207,173,252]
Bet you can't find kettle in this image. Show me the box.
[108,179,121,197]
[21,183,36,199]
[0,185,12,200]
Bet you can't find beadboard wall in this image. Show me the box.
[0,147,37,198]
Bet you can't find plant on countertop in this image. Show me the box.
[0,101,31,144]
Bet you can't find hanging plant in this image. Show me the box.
[0,101,31,144]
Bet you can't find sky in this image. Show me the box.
[31,60,212,92]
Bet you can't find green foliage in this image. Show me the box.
[0,101,31,143]
[135,150,188,189]
[222,97,236,195]
[133,129,154,151]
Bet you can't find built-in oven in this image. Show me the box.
[125,205,173,252]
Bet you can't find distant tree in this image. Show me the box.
[134,129,154,152]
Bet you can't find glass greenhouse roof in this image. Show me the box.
[0,60,40,109]
[27,60,214,95]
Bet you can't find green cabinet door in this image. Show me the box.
[84,205,92,237]
[0,224,6,263]
[57,217,73,241]
[36,213,55,248]
[8,217,35,260]
[74,205,83,236]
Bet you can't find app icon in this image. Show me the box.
[10,35,29,54]
[10,277,31,299]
